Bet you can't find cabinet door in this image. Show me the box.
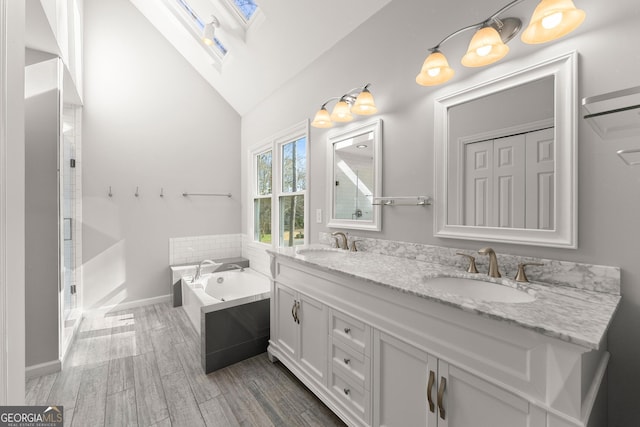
[274,283,298,360]
[298,293,328,384]
[373,331,438,427]
[438,360,545,427]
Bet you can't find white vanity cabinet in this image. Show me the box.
[273,282,327,386]
[268,253,608,427]
[373,331,545,427]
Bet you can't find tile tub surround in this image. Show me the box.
[270,246,620,350]
[169,234,242,265]
[320,233,621,295]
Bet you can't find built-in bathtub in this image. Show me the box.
[181,268,270,373]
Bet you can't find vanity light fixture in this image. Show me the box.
[311,84,378,128]
[416,0,585,86]
[202,15,220,46]
[521,0,586,44]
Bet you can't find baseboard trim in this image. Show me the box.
[25,359,61,379]
[84,294,171,318]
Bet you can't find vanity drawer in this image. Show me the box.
[329,367,370,424]
[330,337,370,390]
[330,309,370,356]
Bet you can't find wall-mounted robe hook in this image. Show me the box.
[135,186,139,197]
[160,187,164,197]
[108,186,113,197]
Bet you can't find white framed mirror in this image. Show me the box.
[327,118,382,231]
[434,51,577,248]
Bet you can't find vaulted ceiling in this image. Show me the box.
[130,0,392,116]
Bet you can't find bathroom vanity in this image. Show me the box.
[266,247,619,427]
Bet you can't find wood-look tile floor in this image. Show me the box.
[25,302,346,427]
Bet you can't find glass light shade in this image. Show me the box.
[521,0,586,44]
[351,88,378,115]
[461,26,509,67]
[330,100,354,122]
[311,107,333,128]
[202,22,216,46]
[416,51,455,86]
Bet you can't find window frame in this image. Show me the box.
[249,120,309,249]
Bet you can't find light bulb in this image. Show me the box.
[427,67,441,77]
[542,12,563,29]
[476,45,493,57]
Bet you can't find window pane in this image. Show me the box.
[281,137,307,193]
[256,151,272,196]
[279,195,304,247]
[254,198,271,244]
[233,0,258,21]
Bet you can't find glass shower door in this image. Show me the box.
[61,104,80,352]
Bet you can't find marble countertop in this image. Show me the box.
[269,246,620,350]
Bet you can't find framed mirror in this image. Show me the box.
[327,118,382,231]
[434,51,577,248]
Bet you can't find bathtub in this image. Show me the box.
[181,268,271,373]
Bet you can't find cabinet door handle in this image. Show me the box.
[344,358,351,365]
[291,301,297,323]
[344,327,351,334]
[427,370,435,413]
[437,376,446,420]
[343,388,350,396]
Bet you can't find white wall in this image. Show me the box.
[0,0,26,405]
[241,1,640,425]
[82,0,241,309]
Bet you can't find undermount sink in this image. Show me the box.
[425,277,535,303]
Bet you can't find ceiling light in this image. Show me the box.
[521,0,586,44]
[415,0,586,86]
[202,16,220,46]
[311,84,378,128]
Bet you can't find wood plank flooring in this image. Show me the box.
[25,302,346,427]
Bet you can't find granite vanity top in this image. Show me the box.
[269,246,620,350]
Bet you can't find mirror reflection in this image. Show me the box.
[447,76,554,229]
[328,118,382,231]
[434,51,577,248]
[333,131,375,221]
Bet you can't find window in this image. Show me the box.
[250,122,308,248]
[228,0,258,24]
[254,150,272,244]
[279,137,306,247]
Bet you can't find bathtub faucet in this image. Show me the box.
[192,259,222,282]
[227,264,245,272]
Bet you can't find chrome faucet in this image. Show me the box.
[478,247,501,278]
[227,263,245,272]
[331,232,348,250]
[192,259,222,282]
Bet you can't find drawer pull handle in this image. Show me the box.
[344,358,351,365]
[437,376,446,420]
[427,370,435,413]
[291,301,297,323]
[344,327,351,334]
[343,388,350,396]
[295,301,300,324]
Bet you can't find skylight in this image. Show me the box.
[232,0,258,22]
